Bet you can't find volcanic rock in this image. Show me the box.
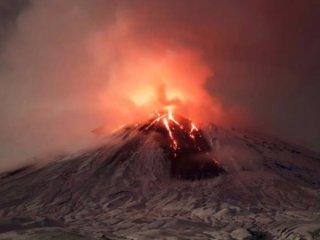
[0,119,319,239]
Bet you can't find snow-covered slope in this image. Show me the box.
[0,122,319,240]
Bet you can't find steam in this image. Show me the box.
[0,0,319,172]
[0,1,223,172]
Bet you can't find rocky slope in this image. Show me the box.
[0,119,319,239]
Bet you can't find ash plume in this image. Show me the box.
[0,0,319,172]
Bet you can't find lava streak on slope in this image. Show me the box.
[139,109,225,180]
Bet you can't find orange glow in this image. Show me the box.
[163,118,178,151]
[88,19,224,132]
[97,48,223,130]
[189,122,199,139]
[145,108,201,152]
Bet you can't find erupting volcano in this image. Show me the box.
[143,108,200,151]
[1,80,319,239]
[138,108,225,180]
[94,77,226,180]
[0,108,320,239]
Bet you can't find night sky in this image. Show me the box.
[0,0,319,171]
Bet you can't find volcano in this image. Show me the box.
[0,115,320,239]
[138,112,225,180]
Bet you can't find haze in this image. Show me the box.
[0,0,319,172]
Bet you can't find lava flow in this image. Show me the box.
[139,108,225,180]
[95,106,225,180]
[144,108,200,152]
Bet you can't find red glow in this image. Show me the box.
[145,107,201,152]
[88,18,224,132]
[94,47,224,132]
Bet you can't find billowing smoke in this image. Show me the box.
[0,0,319,172]
[0,0,224,171]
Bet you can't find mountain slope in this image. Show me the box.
[0,121,319,240]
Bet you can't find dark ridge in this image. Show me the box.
[249,230,273,240]
[0,165,32,179]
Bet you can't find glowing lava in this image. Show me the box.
[145,107,201,152]
[102,106,225,181]
[138,108,225,180]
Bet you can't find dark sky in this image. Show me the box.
[0,0,319,171]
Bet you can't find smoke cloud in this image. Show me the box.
[0,0,319,172]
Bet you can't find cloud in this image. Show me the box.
[0,0,319,172]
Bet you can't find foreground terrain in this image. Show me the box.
[0,121,319,239]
